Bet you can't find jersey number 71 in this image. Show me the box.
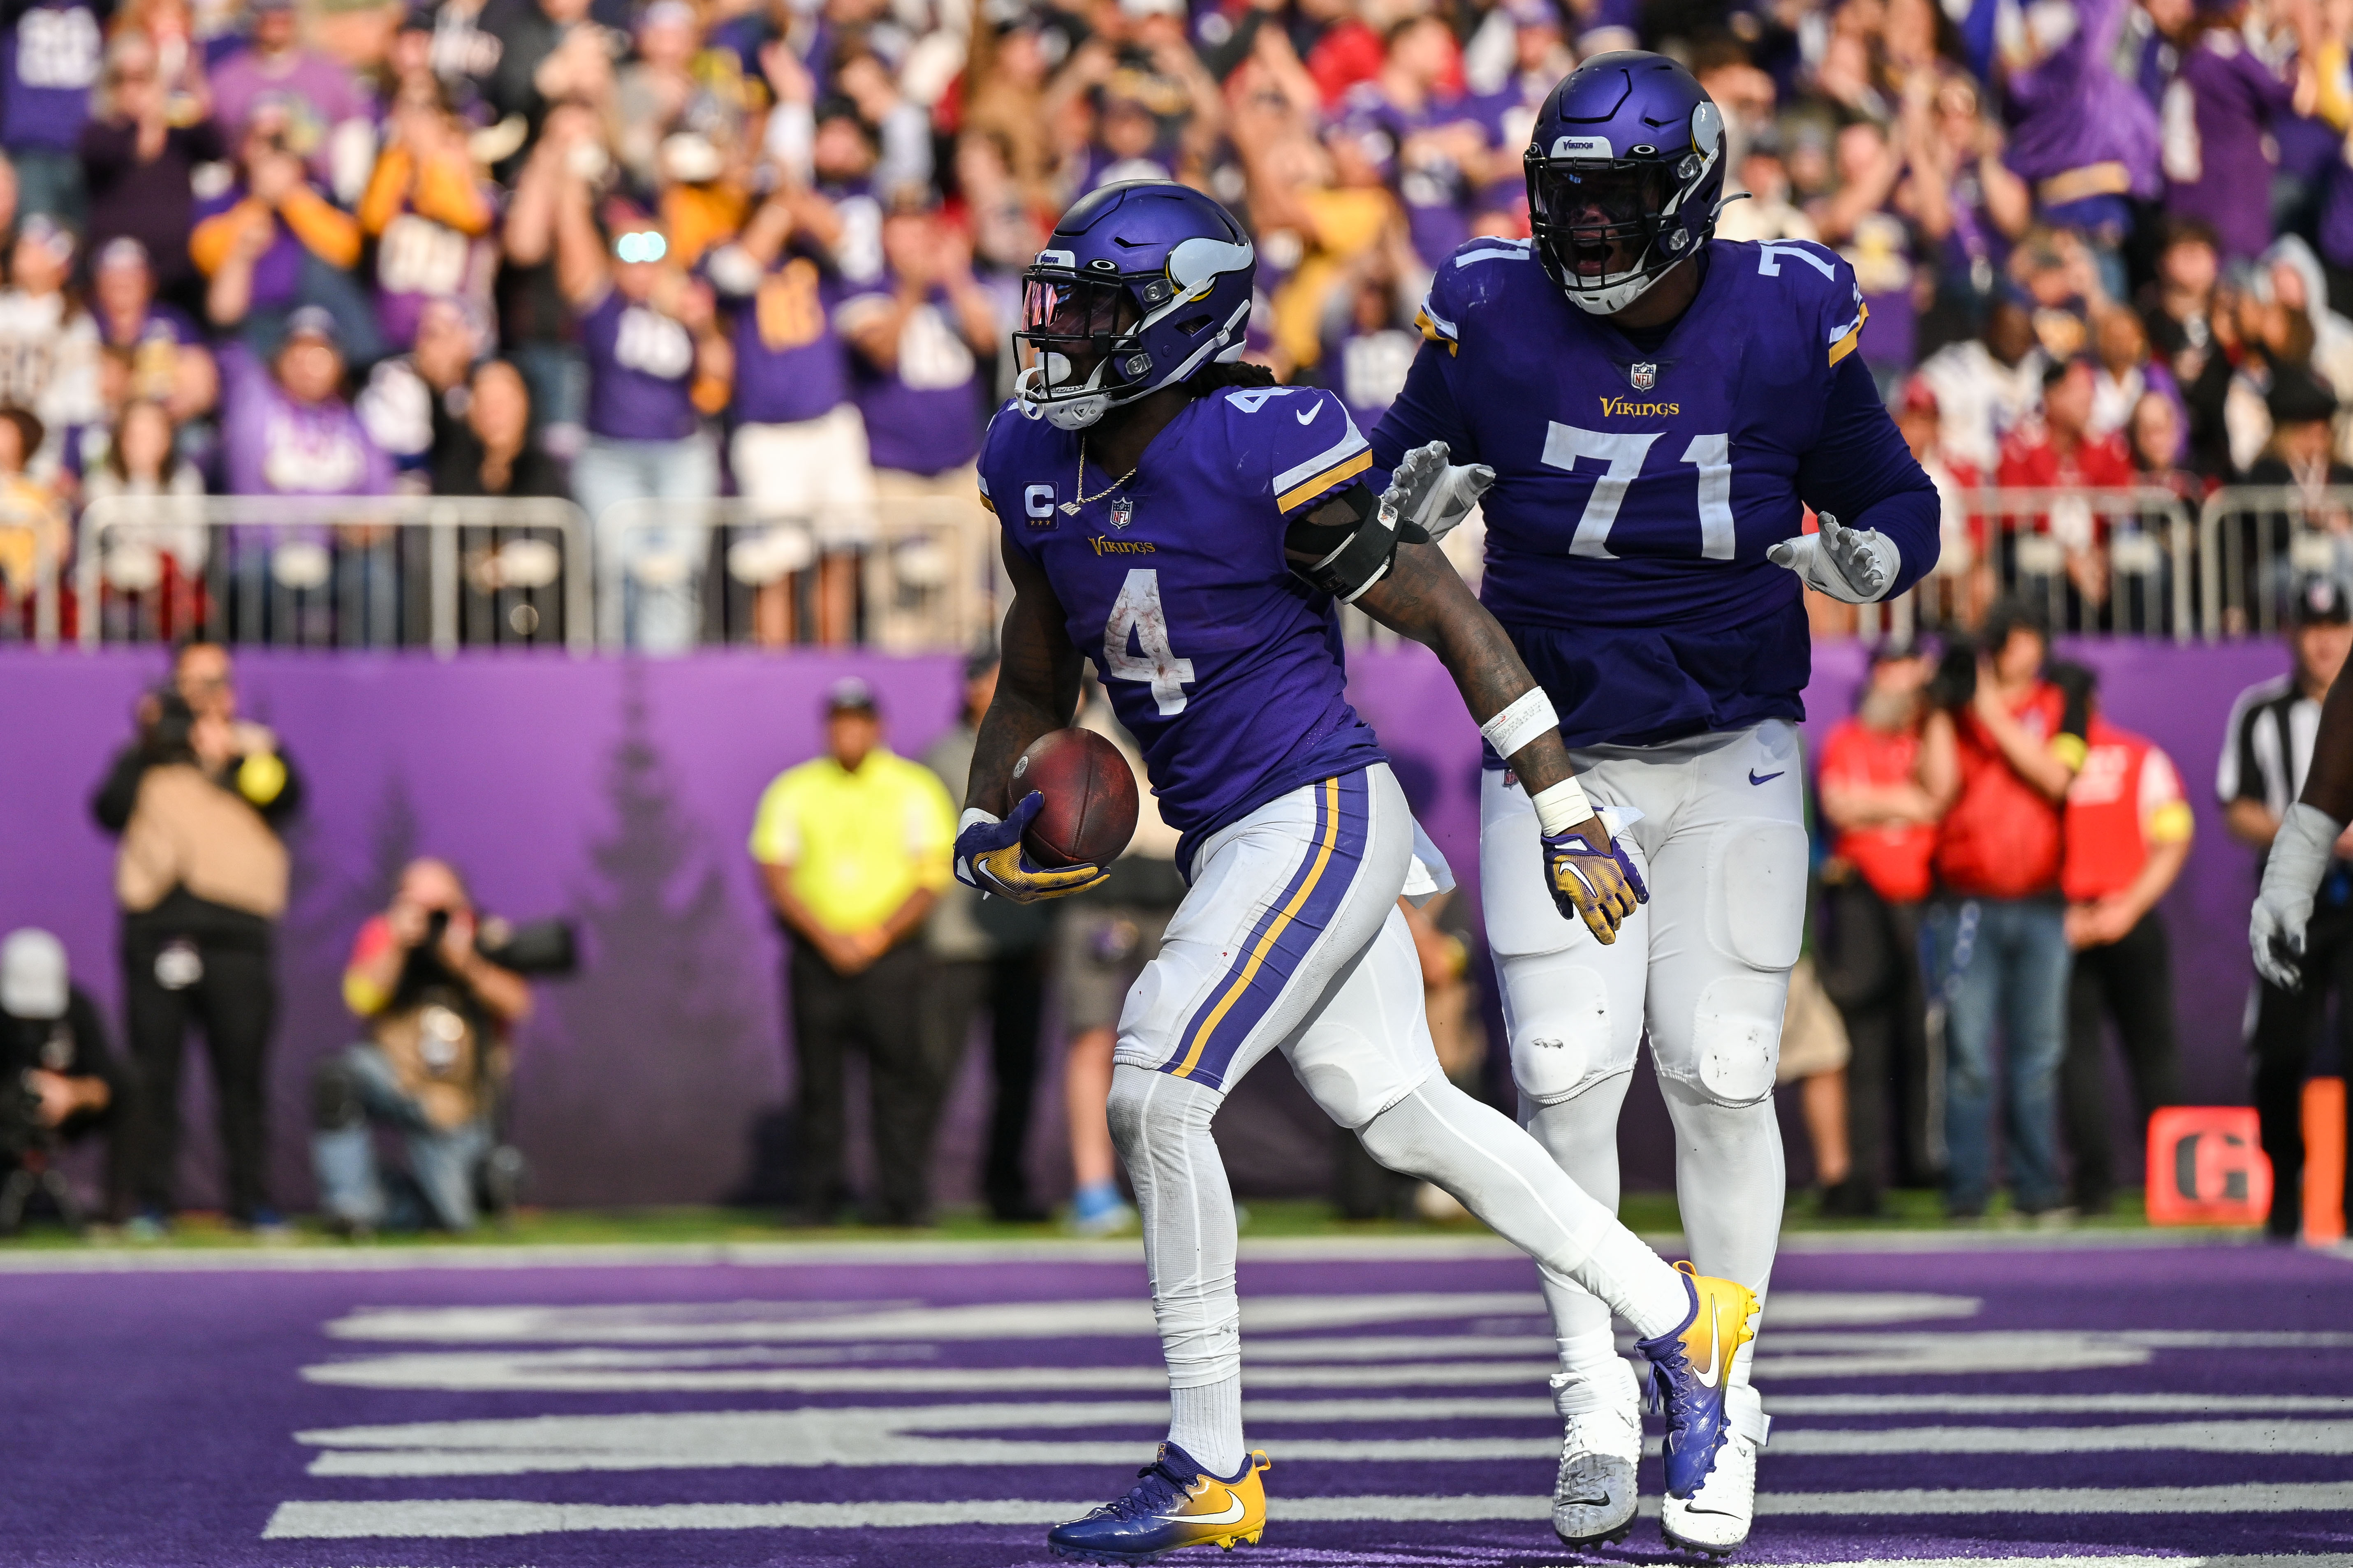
[1541,424,1735,561]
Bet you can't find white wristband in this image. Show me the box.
[1480,687,1559,762]
[1530,775,1594,836]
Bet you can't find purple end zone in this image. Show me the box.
[2,1238,2348,1567]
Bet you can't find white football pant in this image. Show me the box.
[1481,718,1805,1386]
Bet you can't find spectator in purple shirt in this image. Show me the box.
[708,179,876,646]
[91,237,218,429]
[507,105,728,651]
[2161,0,2306,261]
[1998,0,2161,294]
[79,30,227,308]
[838,204,997,643]
[208,0,375,201]
[1,0,105,221]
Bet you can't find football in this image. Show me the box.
[1013,728,1140,867]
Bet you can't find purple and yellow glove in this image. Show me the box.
[1542,818,1648,944]
[955,793,1111,904]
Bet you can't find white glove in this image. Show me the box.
[1380,440,1495,543]
[2252,801,2341,989]
[1767,511,1901,603]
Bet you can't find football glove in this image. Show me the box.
[1380,440,1495,543]
[954,793,1111,904]
[1542,821,1648,944]
[2252,801,2341,989]
[1767,511,1900,604]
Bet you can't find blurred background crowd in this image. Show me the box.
[0,0,2352,647]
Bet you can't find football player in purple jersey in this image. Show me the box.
[1372,52,1941,1553]
[957,178,1764,1565]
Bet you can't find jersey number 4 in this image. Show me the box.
[1105,569,1195,716]
[1541,425,1735,561]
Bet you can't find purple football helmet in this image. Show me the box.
[1523,51,1726,315]
[1014,181,1255,431]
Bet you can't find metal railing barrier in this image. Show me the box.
[74,495,592,654]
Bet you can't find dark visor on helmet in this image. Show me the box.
[1019,273,1135,344]
[1530,162,1669,235]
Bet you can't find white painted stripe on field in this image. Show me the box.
[322,1293,1545,1344]
[302,1327,2172,1393]
[295,1402,2353,1476]
[259,1484,2353,1539]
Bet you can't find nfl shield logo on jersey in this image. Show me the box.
[1109,495,1135,531]
[1630,362,1658,391]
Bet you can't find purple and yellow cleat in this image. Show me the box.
[1046,1443,1271,1564]
[1635,1261,1762,1504]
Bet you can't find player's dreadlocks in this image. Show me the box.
[1183,361,1278,397]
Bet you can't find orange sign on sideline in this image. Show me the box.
[2305,1078,2346,1245]
[2145,1107,2272,1227]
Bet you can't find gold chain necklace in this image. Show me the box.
[1070,441,1139,509]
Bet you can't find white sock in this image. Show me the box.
[1552,1332,1632,1415]
[1168,1374,1244,1475]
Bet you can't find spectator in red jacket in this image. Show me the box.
[2052,662,2191,1216]
[1815,640,1945,1216]
[1920,600,2087,1220]
[1997,355,2136,626]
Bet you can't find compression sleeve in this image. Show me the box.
[1795,353,1942,598]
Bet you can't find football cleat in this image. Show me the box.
[1634,1262,1761,1503]
[1046,1443,1270,1563]
[1549,1358,1642,1546]
[1660,1383,1768,1556]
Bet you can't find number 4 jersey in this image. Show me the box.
[979,384,1388,870]
[1374,235,1937,748]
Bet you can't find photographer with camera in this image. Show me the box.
[0,930,126,1233]
[91,638,301,1236]
[1918,601,2087,1222]
[312,858,541,1236]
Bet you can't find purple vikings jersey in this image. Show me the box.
[979,384,1388,870]
[1,0,100,151]
[1374,234,1937,749]
[722,254,851,426]
[578,290,699,442]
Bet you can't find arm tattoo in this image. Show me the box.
[1354,542,1575,796]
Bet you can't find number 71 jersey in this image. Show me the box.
[1378,235,1868,638]
[978,386,1387,868]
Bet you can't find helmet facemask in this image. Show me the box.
[1526,141,1717,315]
[1014,234,1255,430]
[1015,267,1151,431]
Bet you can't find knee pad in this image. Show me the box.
[312,1059,363,1130]
[1690,974,1788,1106]
[1504,959,1632,1105]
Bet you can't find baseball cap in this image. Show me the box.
[0,928,68,1020]
[826,675,879,715]
[2267,366,2339,427]
[2293,575,2352,626]
[284,304,340,347]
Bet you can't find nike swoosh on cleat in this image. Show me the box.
[1694,1307,1723,1388]
[1295,403,1320,424]
[1161,1491,1247,1526]
[1747,769,1783,785]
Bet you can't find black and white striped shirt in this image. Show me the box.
[2217,675,2323,818]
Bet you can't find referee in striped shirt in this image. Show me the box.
[2220,578,2353,1238]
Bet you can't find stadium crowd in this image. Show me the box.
[0,0,2349,645]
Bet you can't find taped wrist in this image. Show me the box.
[1480,687,1559,763]
[1530,774,1594,836]
[1285,484,1427,604]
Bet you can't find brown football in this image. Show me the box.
[1013,728,1140,867]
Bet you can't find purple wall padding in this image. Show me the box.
[0,639,2291,1209]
